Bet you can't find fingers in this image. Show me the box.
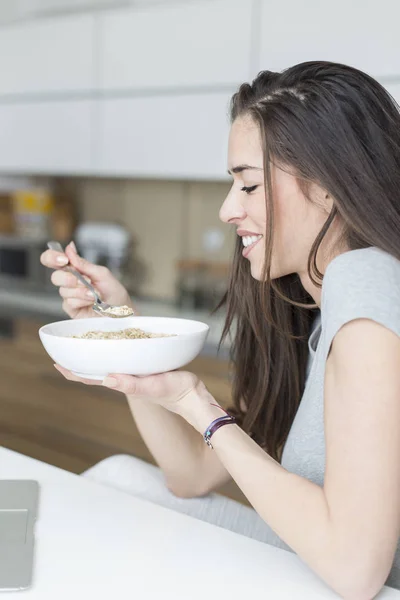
[102,373,165,396]
[43,242,107,297]
[51,269,91,288]
[59,285,94,302]
[54,365,138,390]
[41,241,101,283]
[54,364,100,386]
[102,374,140,393]
[62,297,93,310]
[65,243,109,280]
[51,270,76,287]
[62,300,78,316]
[54,368,157,394]
[41,249,69,269]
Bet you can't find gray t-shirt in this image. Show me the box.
[268,246,400,589]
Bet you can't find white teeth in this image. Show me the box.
[242,235,262,248]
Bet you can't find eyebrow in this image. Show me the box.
[227,164,263,175]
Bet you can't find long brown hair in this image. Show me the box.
[220,61,400,460]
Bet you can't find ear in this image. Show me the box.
[309,182,333,211]
[325,193,336,216]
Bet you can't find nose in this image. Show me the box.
[219,186,247,224]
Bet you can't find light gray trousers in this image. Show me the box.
[82,454,287,549]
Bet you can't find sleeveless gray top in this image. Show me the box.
[265,247,400,589]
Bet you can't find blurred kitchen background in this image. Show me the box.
[0,0,398,503]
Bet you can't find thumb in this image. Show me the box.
[65,243,103,280]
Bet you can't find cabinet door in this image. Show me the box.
[257,0,400,78]
[99,0,254,90]
[0,1,26,24]
[0,101,93,173]
[385,83,400,104]
[26,0,127,15]
[0,14,95,95]
[95,92,232,179]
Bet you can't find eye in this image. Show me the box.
[241,185,259,195]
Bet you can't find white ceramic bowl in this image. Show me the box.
[39,316,209,380]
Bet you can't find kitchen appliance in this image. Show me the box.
[0,195,14,234]
[0,234,51,291]
[13,187,55,240]
[75,222,131,282]
[0,179,52,291]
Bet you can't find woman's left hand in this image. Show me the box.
[54,364,205,416]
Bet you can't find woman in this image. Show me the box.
[41,61,400,598]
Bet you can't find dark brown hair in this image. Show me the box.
[220,61,400,460]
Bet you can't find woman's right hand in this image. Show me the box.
[40,241,135,320]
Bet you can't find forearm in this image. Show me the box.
[126,395,228,496]
[209,425,332,562]
[181,390,378,598]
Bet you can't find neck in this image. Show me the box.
[298,272,322,307]
[298,245,350,307]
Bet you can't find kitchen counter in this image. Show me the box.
[2,447,399,599]
[0,287,231,358]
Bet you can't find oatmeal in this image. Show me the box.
[72,327,174,340]
[102,305,134,317]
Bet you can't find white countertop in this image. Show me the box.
[0,448,399,599]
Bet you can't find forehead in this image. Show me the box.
[228,116,263,168]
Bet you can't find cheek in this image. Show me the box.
[268,197,310,277]
[274,194,308,248]
[245,192,267,227]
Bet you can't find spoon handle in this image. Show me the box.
[47,241,101,305]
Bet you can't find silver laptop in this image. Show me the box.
[0,480,39,591]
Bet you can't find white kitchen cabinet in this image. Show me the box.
[0,14,95,95]
[25,0,128,16]
[257,0,400,78]
[0,1,27,24]
[0,101,93,173]
[384,83,400,104]
[94,92,232,179]
[99,0,254,90]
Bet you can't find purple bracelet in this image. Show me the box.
[203,414,236,449]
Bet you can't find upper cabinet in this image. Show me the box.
[0,14,95,95]
[384,83,400,104]
[0,0,398,179]
[24,0,127,17]
[257,0,400,78]
[94,92,232,180]
[98,0,254,90]
[0,1,26,24]
[0,101,93,173]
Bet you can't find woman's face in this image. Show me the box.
[219,116,333,283]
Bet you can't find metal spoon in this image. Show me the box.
[47,241,135,319]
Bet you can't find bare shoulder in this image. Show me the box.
[327,317,400,366]
[325,317,400,419]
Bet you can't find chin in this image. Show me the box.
[248,258,284,281]
[249,261,264,281]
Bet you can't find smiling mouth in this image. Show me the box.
[242,234,263,258]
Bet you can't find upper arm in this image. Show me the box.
[324,318,400,576]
